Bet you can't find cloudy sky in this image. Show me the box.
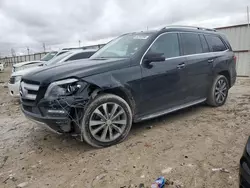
[0,0,249,56]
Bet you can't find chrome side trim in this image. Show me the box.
[139,98,206,121]
[140,31,229,65]
[26,116,62,135]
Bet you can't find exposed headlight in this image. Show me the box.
[44,78,85,100]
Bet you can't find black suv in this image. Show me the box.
[20,26,236,147]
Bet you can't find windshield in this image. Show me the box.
[40,51,58,61]
[90,33,152,59]
[45,52,74,66]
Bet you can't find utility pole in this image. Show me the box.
[27,47,30,55]
[78,40,81,47]
[43,43,46,52]
[247,6,250,50]
[11,48,16,57]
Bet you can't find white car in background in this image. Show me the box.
[0,62,5,71]
[8,50,96,97]
[11,50,70,73]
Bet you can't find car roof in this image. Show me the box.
[131,25,219,35]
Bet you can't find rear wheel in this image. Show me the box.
[81,94,132,148]
[206,75,229,107]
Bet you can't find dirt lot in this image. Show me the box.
[0,67,249,188]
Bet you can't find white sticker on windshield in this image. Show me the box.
[133,35,149,40]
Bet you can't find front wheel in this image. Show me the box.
[81,94,132,148]
[206,75,229,107]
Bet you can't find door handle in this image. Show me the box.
[177,63,185,69]
[208,59,214,63]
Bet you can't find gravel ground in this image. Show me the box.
[0,67,249,188]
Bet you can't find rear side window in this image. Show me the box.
[149,33,180,58]
[205,35,228,52]
[199,35,210,53]
[66,52,94,61]
[180,33,203,55]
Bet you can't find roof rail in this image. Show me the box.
[161,25,216,32]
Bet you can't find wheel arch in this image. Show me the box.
[218,70,231,87]
[87,84,136,116]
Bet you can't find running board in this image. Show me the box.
[138,98,206,121]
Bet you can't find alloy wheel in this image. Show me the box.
[215,78,228,104]
[89,102,127,142]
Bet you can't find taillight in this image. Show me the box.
[233,55,237,63]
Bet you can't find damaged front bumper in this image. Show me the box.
[21,96,88,134]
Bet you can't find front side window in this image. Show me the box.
[41,52,57,61]
[45,52,73,66]
[149,33,180,58]
[180,33,203,55]
[90,33,152,59]
[205,35,228,52]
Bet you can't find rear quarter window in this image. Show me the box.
[205,35,228,52]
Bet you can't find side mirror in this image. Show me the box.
[143,52,165,64]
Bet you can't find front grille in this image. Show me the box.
[9,77,15,84]
[20,81,40,102]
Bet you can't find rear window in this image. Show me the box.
[180,33,203,55]
[205,35,228,52]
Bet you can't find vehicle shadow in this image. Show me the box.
[131,103,208,134]
[26,103,208,153]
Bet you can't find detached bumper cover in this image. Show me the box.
[21,95,88,134]
[22,105,70,134]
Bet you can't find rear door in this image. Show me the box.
[180,32,213,101]
[139,33,188,117]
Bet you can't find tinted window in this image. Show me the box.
[205,35,227,52]
[40,51,57,61]
[180,33,202,55]
[199,35,210,53]
[149,33,180,58]
[67,52,95,61]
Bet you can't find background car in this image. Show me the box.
[0,62,5,72]
[8,49,97,98]
[11,50,70,73]
[239,137,250,187]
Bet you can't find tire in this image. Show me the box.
[206,75,229,107]
[81,94,132,148]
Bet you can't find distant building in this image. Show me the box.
[216,24,250,76]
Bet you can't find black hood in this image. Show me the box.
[23,58,130,85]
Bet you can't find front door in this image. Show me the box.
[138,33,188,117]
